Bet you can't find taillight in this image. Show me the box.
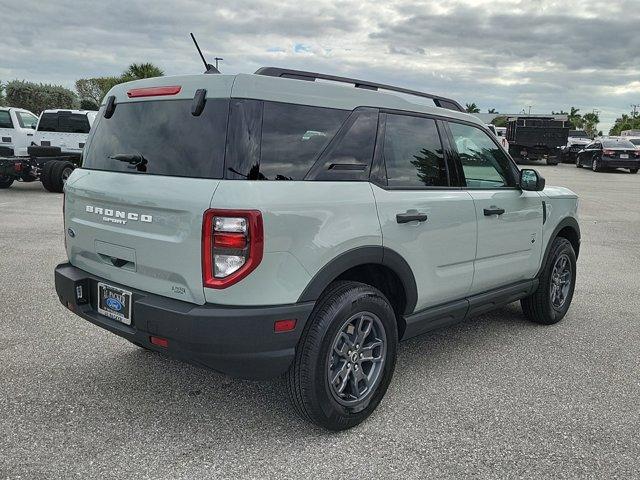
[602,149,616,157]
[202,209,263,288]
[634,151,640,158]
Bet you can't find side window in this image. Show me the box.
[257,102,348,180]
[37,114,58,132]
[16,112,38,129]
[449,122,515,188]
[383,114,448,187]
[0,111,13,129]
[311,108,378,181]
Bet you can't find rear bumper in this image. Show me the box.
[600,159,640,168]
[54,263,314,379]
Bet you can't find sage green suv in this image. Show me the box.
[54,68,580,430]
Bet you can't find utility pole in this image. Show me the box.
[631,104,639,118]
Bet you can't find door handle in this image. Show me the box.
[396,210,428,224]
[483,207,505,216]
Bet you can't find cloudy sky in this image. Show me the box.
[2,0,639,131]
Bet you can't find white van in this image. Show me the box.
[0,107,39,157]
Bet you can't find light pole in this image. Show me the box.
[214,57,223,70]
[528,105,532,115]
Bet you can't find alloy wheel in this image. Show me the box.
[327,312,387,406]
[550,253,572,310]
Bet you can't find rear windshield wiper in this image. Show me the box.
[109,153,148,172]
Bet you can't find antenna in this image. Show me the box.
[190,33,220,74]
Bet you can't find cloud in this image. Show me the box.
[1,0,638,131]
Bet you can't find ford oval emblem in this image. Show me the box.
[105,297,123,311]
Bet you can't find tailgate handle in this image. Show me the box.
[98,253,135,270]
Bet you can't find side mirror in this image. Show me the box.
[30,125,36,130]
[520,169,545,191]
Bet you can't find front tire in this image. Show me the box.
[522,237,576,325]
[630,168,638,174]
[592,157,601,172]
[576,157,582,168]
[286,281,398,430]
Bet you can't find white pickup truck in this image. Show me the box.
[0,107,39,157]
[34,109,97,156]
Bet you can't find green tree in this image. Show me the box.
[5,80,77,114]
[582,112,600,137]
[487,108,498,114]
[568,107,583,129]
[75,76,121,107]
[491,116,507,127]
[609,113,640,136]
[465,102,480,113]
[0,81,5,106]
[121,63,164,81]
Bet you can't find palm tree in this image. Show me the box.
[568,107,583,129]
[465,102,480,113]
[122,63,164,80]
[487,108,498,114]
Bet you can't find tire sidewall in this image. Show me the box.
[307,286,397,429]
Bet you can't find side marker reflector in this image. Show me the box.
[150,336,169,348]
[274,319,297,333]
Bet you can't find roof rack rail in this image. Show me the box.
[254,67,465,113]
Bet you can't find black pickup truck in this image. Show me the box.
[506,116,570,165]
[0,146,79,192]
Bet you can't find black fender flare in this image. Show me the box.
[297,246,418,315]
[537,216,580,277]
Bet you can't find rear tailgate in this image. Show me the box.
[64,76,233,305]
[65,173,218,304]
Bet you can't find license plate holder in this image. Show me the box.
[620,153,629,159]
[97,282,132,325]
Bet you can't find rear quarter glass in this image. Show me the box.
[83,99,229,179]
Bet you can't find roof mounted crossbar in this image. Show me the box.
[254,67,465,112]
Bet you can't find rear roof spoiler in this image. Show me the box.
[255,67,465,113]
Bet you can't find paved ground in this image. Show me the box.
[1,164,638,479]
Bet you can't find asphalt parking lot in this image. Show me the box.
[1,163,639,479]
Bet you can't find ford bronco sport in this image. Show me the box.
[55,68,580,430]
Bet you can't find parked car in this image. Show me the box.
[0,107,39,157]
[559,130,591,163]
[576,137,640,173]
[506,116,570,165]
[54,68,581,430]
[486,124,509,150]
[34,109,97,158]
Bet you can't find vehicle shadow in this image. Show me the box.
[65,302,535,437]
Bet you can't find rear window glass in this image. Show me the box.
[37,113,91,133]
[603,139,635,149]
[83,99,229,179]
[37,113,58,131]
[60,114,91,133]
[0,111,13,129]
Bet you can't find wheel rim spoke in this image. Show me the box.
[327,311,387,406]
[550,253,572,309]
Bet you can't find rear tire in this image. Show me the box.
[546,157,558,166]
[521,237,576,325]
[630,168,638,174]
[0,175,14,188]
[286,281,398,430]
[41,160,74,193]
[576,157,582,168]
